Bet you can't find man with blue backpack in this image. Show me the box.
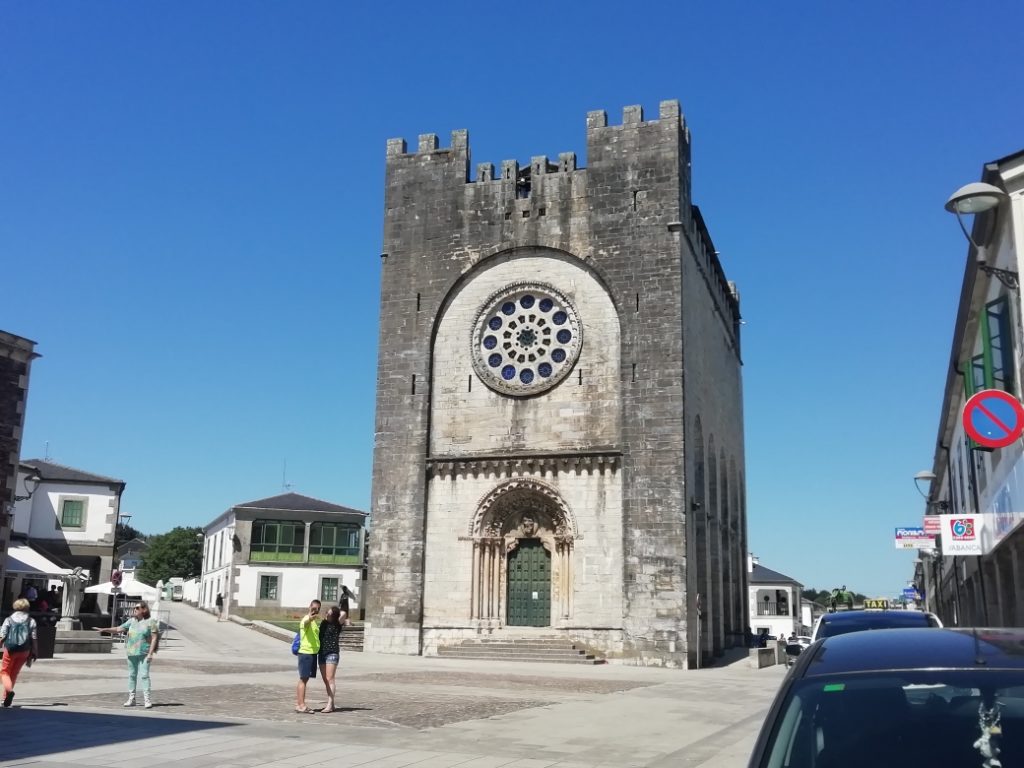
[1,598,39,708]
[293,600,321,713]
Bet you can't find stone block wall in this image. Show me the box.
[0,331,38,594]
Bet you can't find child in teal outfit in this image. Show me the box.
[97,601,160,708]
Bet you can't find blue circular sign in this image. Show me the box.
[963,389,1024,448]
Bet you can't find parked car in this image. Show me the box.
[784,635,814,666]
[747,628,1024,768]
[811,608,942,641]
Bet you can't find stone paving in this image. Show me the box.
[0,604,787,767]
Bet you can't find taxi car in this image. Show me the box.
[746,628,1024,768]
[811,608,942,641]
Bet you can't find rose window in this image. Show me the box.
[471,283,583,396]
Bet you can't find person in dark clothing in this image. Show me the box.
[338,586,355,620]
[214,593,224,621]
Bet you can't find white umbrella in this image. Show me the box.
[85,577,159,601]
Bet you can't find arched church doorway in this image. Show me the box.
[507,539,551,626]
[469,479,577,628]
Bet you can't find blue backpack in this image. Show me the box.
[3,618,30,652]
[291,632,301,655]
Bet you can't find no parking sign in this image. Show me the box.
[962,389,1024,449]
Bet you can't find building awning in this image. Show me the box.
[4,545,72,578]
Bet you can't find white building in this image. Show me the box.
[747,556,803,640]
[199,492,367,619]
[115,538,147,574]
[918,149,1024,627]
[4,460,124,609]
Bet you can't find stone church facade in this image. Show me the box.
[365,101,748,667]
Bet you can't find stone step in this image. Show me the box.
[437,635,603,665]
[341,625,364,651]
[439,643,591,654]
[436,650,601,664]
[53,637,114,654]
[451,643,590,653]
[462,639,586,646]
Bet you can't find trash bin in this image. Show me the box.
[32,612,58,659]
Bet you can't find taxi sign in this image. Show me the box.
[863,599,890,610]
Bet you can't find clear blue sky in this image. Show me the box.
[3,2,1022,598]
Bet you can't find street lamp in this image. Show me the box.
[113,512,132,558]
[913,470,935,500]
[13,473,41,502]
[914,470,950,511]
[945,181,1016,288]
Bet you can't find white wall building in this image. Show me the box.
[747,556,803,640]
[4,460,124,609]
[800,599,825,635]
[199,492,367,619]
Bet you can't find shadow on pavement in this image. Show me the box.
[320,707,372,714]
[0,708,239,761]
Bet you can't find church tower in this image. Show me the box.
[364,101,747,667]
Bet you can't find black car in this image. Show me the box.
[747,628,1024,768]
[811,609,942,640]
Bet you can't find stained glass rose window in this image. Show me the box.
[471,283,582,396]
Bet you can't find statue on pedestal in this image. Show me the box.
[58,567,90,630]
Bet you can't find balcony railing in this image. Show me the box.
[756,601,791,617]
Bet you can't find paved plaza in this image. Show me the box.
[0,605,785,767]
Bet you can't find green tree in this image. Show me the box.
[137,526,203,585]
[802,588,831,605]
[116,522,145,544]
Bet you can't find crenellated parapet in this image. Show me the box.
[385,100,688,182]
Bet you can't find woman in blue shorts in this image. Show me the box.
[318,606,345,713]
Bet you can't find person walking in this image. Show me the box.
[1,598,38,708]
[318,606,348,713]
[338,585,355,621]
[295,600,321,714]
[215,593,224,621]
[97,601,160,708]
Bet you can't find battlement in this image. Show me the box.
[586,100,689,142]
[386,100,688,179]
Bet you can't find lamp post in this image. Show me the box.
[13,473,41,502]
[945,182,1015,288]
[113,512,133,557]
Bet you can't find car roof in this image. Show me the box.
[801,628,1024,677]
[819,609,935,623]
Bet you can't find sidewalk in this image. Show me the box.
[0,604,786,767]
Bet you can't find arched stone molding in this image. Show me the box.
[432,244,623,355]
[467,479,577,626]
[713,448,728,655]
[724,455,737,641]
[705,435,718,658]
[692,418,710,664]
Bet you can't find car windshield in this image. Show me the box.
[817,612,938,638]
[757,670,1024,768]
